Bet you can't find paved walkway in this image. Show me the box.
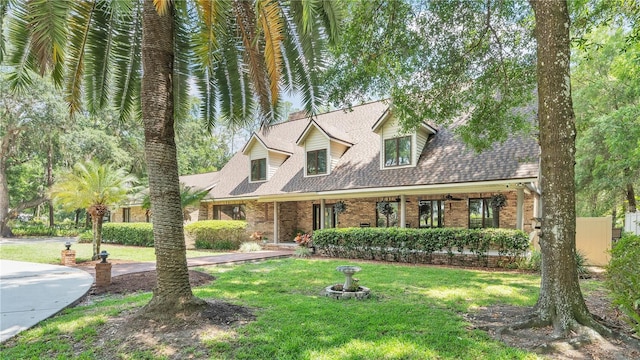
[0,250,293,344]
[80,250,294,277]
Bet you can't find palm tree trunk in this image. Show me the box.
[91,214,99,260]
[140,0,203,316]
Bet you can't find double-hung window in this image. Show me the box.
[251,158,267,181]
[307,149,327,175]
[384,136,411,167]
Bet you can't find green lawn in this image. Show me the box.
[0,242,223,264]
[0,258,554,359]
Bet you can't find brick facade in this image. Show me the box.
[210,190,536,243]
[110,206,148,223]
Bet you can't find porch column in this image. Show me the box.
[273,201,279,243]
[320,199,326,229]
[400,195,406,228]
[516,188,524,230]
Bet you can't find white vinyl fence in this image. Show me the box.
[625,212,640,235]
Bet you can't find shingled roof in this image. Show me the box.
[202,100,539,201]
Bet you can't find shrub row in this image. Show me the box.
[312,227,529,267]
[184,220,247,250]
[10,223,82,237]
[102,223,154,247]
[607,233,640,335]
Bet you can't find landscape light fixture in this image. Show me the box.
[99,250,109,263]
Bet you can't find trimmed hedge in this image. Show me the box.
[102,223,154,247]
[607,233,640,335]
[313,227,529,266]
[185,220,247,250]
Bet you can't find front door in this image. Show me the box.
[313,204,337,230]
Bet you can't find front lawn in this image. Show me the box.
[0,242,223,264]
[0,258,546,359]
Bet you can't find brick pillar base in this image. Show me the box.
[60,250,76,265]
[95,262,112,287]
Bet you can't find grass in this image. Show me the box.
[0,258,567,359]
[0,242,224,264]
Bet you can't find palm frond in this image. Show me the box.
[215,33,253,126]
[193,0,227,69]
[65,0,98,116]
[319,0,342,45]
[232,0,273,123]
[0,0,9,63]
[5,1,36,92]
[85,0,124,113]
[112,0,142,122]
[152,0,171,16]
[195,66,219,131]
[257,0,285,108]
[27,0,69,86]
[173,0,192,123]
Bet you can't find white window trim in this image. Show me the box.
[380,134,416,170]
[249,157,268,183]
[304,148,330,178]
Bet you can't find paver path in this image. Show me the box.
[81,250,294,277]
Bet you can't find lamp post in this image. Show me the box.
[64,241,72,250]
[99,250,109,263]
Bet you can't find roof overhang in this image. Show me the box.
[255,178,538,202]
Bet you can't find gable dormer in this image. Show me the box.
[372,110,437,169]
[242,133,292,183]
[296,120,353,177]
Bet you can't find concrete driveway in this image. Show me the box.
[0,260,94,343]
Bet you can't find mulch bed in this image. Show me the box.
[88,270,216,295]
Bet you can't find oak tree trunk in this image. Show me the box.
[0,160,12,238]
[141,0,203,316]
[531,0,593,337]
[626,183,637,213]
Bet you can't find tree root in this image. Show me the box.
[137,295,208,322]
[491,310,640,351]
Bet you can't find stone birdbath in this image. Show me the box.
[336,265,361,291]
[324,265,371,300]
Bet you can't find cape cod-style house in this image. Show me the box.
[190,100,540,243]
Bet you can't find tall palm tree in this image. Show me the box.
[49,161,137,260]
[2,0,342,316]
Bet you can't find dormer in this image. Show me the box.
[242,133,292,183]
[372,109,437,169]
[296,120,353,177]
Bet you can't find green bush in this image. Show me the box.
[519,249,588,276]
[185,220,247,250]
[607,233,640,335]
[102,223,154,247]
[78,230,93,243]
[313,227,529,267]
[10,223,82,237]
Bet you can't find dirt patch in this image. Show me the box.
[89,300,254,360]
[88,269,215,295]
[465,285,640,359]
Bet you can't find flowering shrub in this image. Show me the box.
[294,232,312,247]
